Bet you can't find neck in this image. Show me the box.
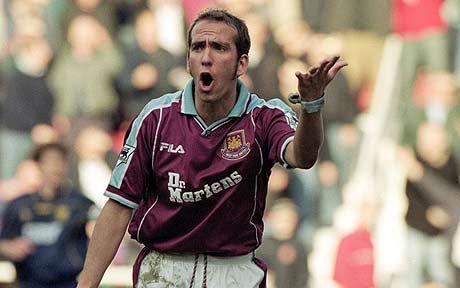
[39,183,58,200]
[72,46,94,61]
[194,82,238,125]
[425,153,449,168]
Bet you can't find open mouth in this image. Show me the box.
[199,72,214,88]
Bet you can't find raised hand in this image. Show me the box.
[295,55,347,101]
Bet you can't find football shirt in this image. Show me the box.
[105,80,297,256]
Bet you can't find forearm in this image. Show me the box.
[0,238,34,261]
[289,110,324,169]
[78,199,132,288]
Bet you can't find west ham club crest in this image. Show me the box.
[221,130,251,160]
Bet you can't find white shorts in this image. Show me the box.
[134,249,266,288]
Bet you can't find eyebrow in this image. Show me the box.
[191,39,231,48]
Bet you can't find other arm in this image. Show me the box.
[77,199,132,288]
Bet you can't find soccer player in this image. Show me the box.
[77,8,347,288]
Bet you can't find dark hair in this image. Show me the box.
[32,143,68,162]
[187,8,251,59]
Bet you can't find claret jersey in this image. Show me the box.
[105,80,298,256]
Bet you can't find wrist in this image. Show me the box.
[77,273,99,288]
[288,93,325,114]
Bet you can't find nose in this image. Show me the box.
[201,46,212,67]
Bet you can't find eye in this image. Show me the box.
[191,42,204,51]
[211,42,226,51]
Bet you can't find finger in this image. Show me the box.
[327,61,348,80]
[295,71,303,79]
[316,57,332,75]
[308,66,319,75]
[322,55,340,76]
[295,71,314,88]
[295,71,309,80]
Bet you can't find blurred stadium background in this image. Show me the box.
[0,0,459,287]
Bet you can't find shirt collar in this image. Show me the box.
[181,79,250,118]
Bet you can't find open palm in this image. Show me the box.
[296,55,348,101]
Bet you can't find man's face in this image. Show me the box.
[416,122,449,164]
[38,149,67,189]
[187,20,248,103]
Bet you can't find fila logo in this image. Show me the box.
[160,142,185,154]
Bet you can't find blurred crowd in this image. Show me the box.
[0,0,459,287]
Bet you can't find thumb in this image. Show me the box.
[328,61,348,78]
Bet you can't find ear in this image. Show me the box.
[236,54,249,78]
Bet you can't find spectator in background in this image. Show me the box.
[3,0,66,53]
[73,124,114,208]
[399,121,460,287]
[0,123,58,219]
[442,0,460,87]
[0,160,41,225]
[332,220,375,288]
[257,198,308,288]
[332,183,376,288]
[115,9,183,121]
[300,0,389,113]
[450,105,460,168]
[277,58,309,107]
[412,71,456,127]
[392,0,451,146]
[244,12,284,101]
[0,143,97,288]
[3,0,47,38]
[302,0,390,35]
[307,32,359,183]
[0,35,54,178]
[48,15,123,133]
[265,0,303,35]
[266,164,319,248]
[64,0,121,37]
[265,165,291,206]
[182,0,216,26]
[149,0,186,56]
[216,0,253,18]
[275,20,311,64]
[315,159,340,226]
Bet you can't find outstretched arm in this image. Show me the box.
[77,199,133,288]
[285,55,347,169]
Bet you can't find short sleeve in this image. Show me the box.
[104,111,157,209]
[263,99,297,167]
